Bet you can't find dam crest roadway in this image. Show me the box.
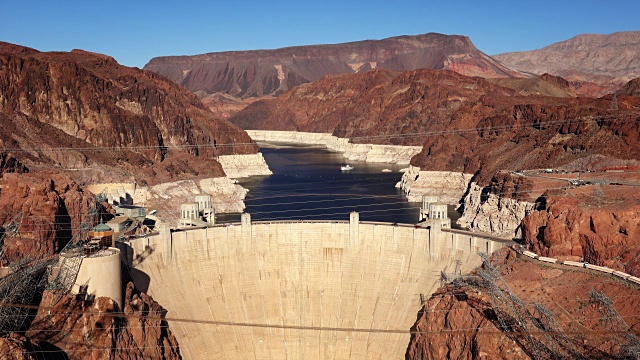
[124,212,512,359]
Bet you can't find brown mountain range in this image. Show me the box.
[144,33,522,116]
[229,68,640,184]
[0,41,258,185]
[494,31,640,96]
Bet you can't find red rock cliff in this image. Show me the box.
[522,185,640,276]
[0,172,105,265]
[407,249,640,359]
[0,42,258,183]
[406,286,528,359]
[26,282,181,360]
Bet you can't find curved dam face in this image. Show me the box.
[126,215,507,359]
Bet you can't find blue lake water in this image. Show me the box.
[216,143,459,224]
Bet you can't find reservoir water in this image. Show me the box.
[217,143,434,224]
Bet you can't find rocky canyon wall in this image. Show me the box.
[457,183,535,238]
[216,152,273,178]
[406,285,528,360]
[0,172,105,265]
[25,282,181,360]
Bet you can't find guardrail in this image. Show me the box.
[442,228,516,244]
[512,245,640,286]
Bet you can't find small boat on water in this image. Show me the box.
[340,165,354,171]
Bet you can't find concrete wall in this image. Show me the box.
[73,248,122,308]
[127,218,507,359]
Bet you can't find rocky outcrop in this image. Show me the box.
[617,77,640,97]
[494,31,640,96]
[396,166,473,204]
[247,130,422,164]
[0,333,39,360]
[0,41,258,184]
[407,248,640,359]
[145,32,520,105]
[0,172,105,265]
[0,152,28,176]
[216,153,272,178]
[521,188,640,276]
[142,177,249,221]
[457,182,534,238]
[406,286,528,360]
[486,73,578,98]
[26,282,181,360]
[457,173,538,238]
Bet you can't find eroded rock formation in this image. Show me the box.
[0,333,39,360]
[406,286,529,360]
[26,282,181,360]
[521,185,640,276]
[407,248,640,359]
[0,41,258,184]
[396,167,473,204]
[457,172,537,238]
[0,172,105,265]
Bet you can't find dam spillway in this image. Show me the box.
[125,214,508,359]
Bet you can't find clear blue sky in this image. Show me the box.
[1,0,638,68]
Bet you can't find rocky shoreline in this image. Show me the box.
[86,153,272,222]
[395,166,474,204]
[396,166,534,238]
[217,153,273,178]
[246,130,422,164]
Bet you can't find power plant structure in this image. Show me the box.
[419,195,451,228]
[178,194,215,228]
[126,211,511,359]
[52,221,123,308]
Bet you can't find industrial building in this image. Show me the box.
[54,221,122,308]
[177,194,215,228]
[115,204,146,221]
[419,195,451,228]
[106,215,136,236]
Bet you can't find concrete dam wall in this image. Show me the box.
[126,215,509,359]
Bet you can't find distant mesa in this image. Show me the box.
[494,31,640,97]
[144,33,523,116]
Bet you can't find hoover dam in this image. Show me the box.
[124,213,510,359]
